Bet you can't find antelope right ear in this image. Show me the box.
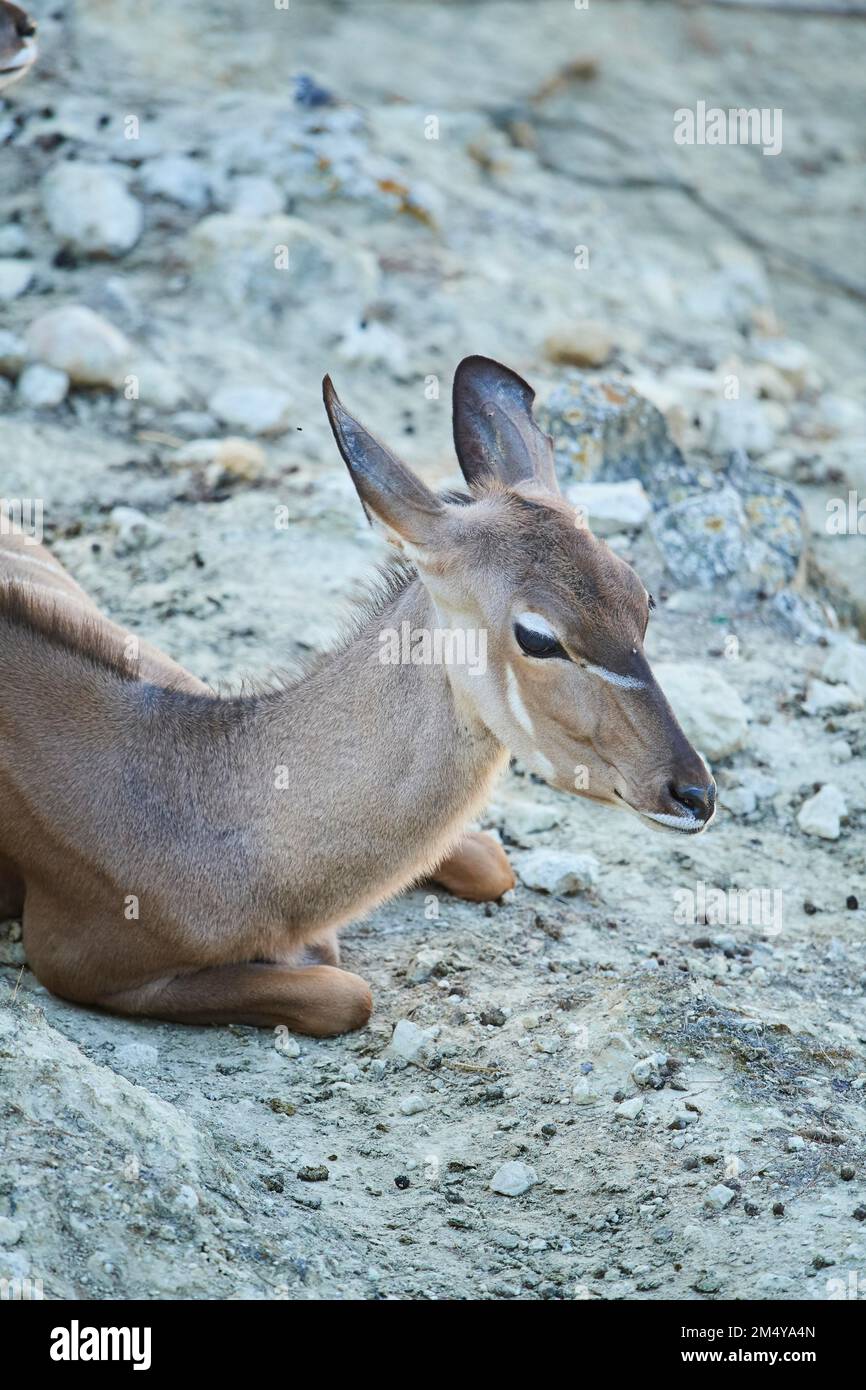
[322,376,445,545]
[453,355,560,494]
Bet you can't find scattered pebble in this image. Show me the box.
[386,1019,440,1066]
[41,161,143,258]
[267,1098,296,1116]
[821,640,866,699]
[489,1161,538,1196]
[175,436,266,484]
[705,1184,737,1211]
[17,363,68,408]
[297,1165,329,1182]
[110,506,164,553]
[804,678,862,716]
[26,305,131,387]
[572,1078,596,1106]
[479,1006,507,1027]
[797,784,847,841]
[543,320,615,368]
[668,1111,699,1130]
[515,848,600,896]
[631,1053,672,1089]
[692,1272,722,1294]
[140,155,212,212]
[615,1097,644,1121]
[399,1094,432,1116]
[0,258,34,301]
[407,948,446,985]
[209,383,294,436]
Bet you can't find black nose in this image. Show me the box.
[669,781,716,821]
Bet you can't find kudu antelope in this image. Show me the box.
[0,1,37,91]
[0,358,714,1036]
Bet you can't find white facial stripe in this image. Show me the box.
[505,663,534,735]
[2,552,64,577]
[515,611,558,640]
[585,663,647,691]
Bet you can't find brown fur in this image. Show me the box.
[0,582,140,681]
[0,357,711,1037]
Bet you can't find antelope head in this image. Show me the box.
[323,356,716,835]
[0,1,37,91]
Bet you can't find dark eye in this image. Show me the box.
[513,621,570,660]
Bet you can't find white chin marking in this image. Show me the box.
[642,809,704,834]
[515,610,558,640]
[2,42,36,72]
[505,663,534,736]
[585,662,647,691]
[529,750,555,780]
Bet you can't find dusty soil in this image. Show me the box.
[1,0,865,1301]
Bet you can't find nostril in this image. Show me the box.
[670,782,715,820]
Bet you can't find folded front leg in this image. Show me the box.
[95,961,373,1036]
[429,831,515,903]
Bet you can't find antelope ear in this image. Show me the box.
[452,355,559,494]
[323,376,445,544]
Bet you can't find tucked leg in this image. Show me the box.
[95,961,373,1037]
[429,831,515,902]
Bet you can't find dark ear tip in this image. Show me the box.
[454,355,534,402]
[454,354,501,382]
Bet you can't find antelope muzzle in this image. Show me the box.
[0,2,37,91]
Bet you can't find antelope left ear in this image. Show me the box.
[323,376,445,545]
[452,355,560,494]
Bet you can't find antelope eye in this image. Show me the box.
[513,621,569,660]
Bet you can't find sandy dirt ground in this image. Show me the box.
[1,0,865,1301]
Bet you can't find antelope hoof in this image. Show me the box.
[430,831,515,903]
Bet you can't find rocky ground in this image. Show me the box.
[1,1,865,1301]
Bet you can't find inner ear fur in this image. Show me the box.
[452,355,560,494]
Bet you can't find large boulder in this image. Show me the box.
[538,373,693,495]
[539,373,805,600]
